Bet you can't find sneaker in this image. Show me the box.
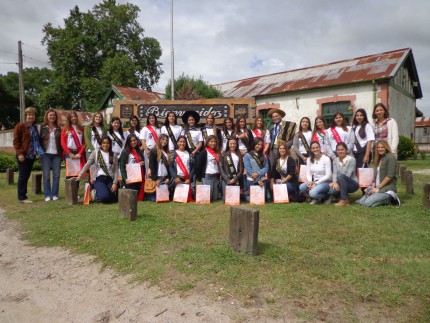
[335,199,349,207]
[324,196,334,205]
[19,199,33,204]
[45,197,51,202]
[52,196,59,201]
[310,199,320,205]
[90,189,96,202]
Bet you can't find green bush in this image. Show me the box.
[397,135,415,160]
[0,152,41,172]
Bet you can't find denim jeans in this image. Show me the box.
[94,175,117,203]
[41,153,62,198]
[17,156,35,201]
[299,181,330,200]
[202,174,220,202]
[356,192,391,207]
[328,174,359,200]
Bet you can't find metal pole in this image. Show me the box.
[18,40,25,122]
[170,0,174,100]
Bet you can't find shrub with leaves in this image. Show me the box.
[0,152,42,172]
[397,135,415,160]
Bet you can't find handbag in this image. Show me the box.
[144,178,157,193]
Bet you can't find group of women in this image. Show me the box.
[13,102,399,207]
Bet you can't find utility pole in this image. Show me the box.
[18,40,25,122]
[170,0,175,100]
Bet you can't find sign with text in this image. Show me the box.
[136,104,229,120]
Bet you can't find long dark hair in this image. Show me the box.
[146,113,158,128]
[251,137,265,166]
[253,116,267,138]
[235,116,247,132]
[155,133,170,164]
[309,141,321,164]
[372,103,389,119]
[330,112,348,131]
[99,135,114,165]
[299,116,312,132]
[164,111,177,126]
[205,134,221,159]
[224,137,243,169]
[222,117,235,136]
[352,108,370,139]
[311,115,327,139]
[123,134,143,162]
[109,117,124,139]
[128,114,141,133]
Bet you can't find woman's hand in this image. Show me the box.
[165,178,170,184]
[329,182,339,190]
[363,155,370,164]
[185,179,191,184]
[251,172,259,180]
[111,183,118,192]
[175,177,181,184]
[17,154,25,162]
[75,176,81,181]
[257,180,264,187]
[228,179,236,185]
[75,153,81,159]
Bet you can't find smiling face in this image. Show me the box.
[228,139,237,151]
[208,138,217,149]
[278,145,287,157]
[160,136,168,147]
[254,140,263,152]
[101,139,110,152]
[256,117,264,129]
[70,113,78,125]
[130,118,138,126]
[47,111,56,123]
[225,119,233,130]
[129,136,138,148]
[94,113,102,125]
[148,115,156,126]
[188,116,196,127]
[168,112,176,124]
[177,137,186,150]
[310,142,321,156]
[301,118,310,131]
[26,113,36,124]
[334,114,344,126]
[355,111,364,124]
[336,145,347,158]
[112,120,120,131]
[374,106,386,120]
[271,112,282,124]
[315,118,325,130]
[239,119,246,129]
[206,115,214,125]
[376,142,387,155]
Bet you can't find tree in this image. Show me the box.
[165,74,223,100]
[42,0,163,111]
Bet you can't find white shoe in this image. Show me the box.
[19,199,33,204]
[45,197,51,202]
[52,196,59,201]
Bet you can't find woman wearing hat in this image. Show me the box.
[13,107,45,203]
[181,110,203,157]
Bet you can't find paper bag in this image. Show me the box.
[224,185,240,206]
[173,183,189,203]
[156,184,170,203]
[83,183,91,205]
[250,185,265,205]
[357,168,374,188]
[196,185,211,204]
[126,164,142,183]
[273,184,289,204]
[298,165,307,183]
[66,158,81,177]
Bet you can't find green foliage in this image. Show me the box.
[0,152,42,172]
[165,73,223,100]
[398,135,416,160]
[41,0,163,111]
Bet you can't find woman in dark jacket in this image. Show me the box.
[270,142,298,201]
[40,109,62,201]
[219,137,244,201]
[149,134,171,186]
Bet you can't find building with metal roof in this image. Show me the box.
[215,48,422,138]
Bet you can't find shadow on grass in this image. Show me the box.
[257,241,284,257]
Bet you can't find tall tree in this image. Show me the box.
[165,74,223,100]
[42,0,163,111]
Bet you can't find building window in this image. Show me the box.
[322,101,352,125]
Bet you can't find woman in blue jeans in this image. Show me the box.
[299,141,332,204]
[243,138,269,201]
[40,109,63,201]
[327,142,359,206]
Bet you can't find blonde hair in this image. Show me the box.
[24,107,37,115]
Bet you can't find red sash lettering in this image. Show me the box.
[147,125,159,142]
[330,127,342,144]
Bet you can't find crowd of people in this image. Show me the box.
[13,103,400,207]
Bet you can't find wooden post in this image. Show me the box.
[229,206,259,256]
[396,163,400,176]
[399,166,407,184]
[6,168,14,185]
[64,178,79,205]
[31,174,42,194]
[118,189,138,221]
[405,171,414,195]
[423,183,430,210]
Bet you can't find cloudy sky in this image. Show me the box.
[1,0,429,115]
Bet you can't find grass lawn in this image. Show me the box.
[1,160,430,321]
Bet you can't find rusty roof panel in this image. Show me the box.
[215,48,412,98]
[114,85,164,100]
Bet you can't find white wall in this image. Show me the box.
[388,86,415,139]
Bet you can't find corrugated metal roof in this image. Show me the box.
[416,117,430,127]
[113,85,164,100]
[55,109,94,126]
[216,48,415,98]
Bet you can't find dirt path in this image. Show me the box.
[0,213,271,323]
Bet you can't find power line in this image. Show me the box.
[22,42,46,53]
[0,61,17,65]
[22,55,51,66]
